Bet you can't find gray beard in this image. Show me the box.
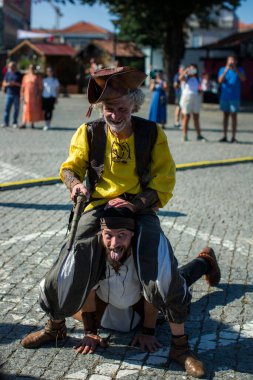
[107,122,126,134]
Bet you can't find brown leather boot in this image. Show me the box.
[169,335,205,378]
[198,247,221,286]
[21,320,67,349]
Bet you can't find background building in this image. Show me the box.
[0,0,31,49]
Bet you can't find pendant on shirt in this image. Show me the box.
[111,141,130,164]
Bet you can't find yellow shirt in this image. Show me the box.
[60,123,176,210]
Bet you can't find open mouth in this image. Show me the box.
[109,248,124,261]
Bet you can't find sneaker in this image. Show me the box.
[219,136,227,142]
[1,123,9,128]
[174,123,181,128]
[19,124,26,129]
[43,125,49,131]
[196,134,206,142]
[12,123,18,128]
[197,247,221,286]
[231,137,238,143]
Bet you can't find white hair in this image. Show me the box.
[126,88,145,112]
[94,88,145,114]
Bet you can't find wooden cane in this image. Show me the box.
[67,194,86,252]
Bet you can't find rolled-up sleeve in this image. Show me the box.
[148,125,176,207]
[60,124,89,183]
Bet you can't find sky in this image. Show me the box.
[31,0,253,31]
[31,2,115,31]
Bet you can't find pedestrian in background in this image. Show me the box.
[1,61,22,128]
[89,58,98,75]
[1,61,8,80]
[20,64,43,129]
[42,67,60,131]
[173,65,184,128]
[218,55,246,143]
[149,64,157,83]
[179,64,205,142]
[148,70,168,129]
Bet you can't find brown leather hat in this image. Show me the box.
[87,66,147,105]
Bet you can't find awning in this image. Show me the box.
[17,30,54,39]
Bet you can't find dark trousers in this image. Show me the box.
[179,257,210,287]
[42,97,56,121]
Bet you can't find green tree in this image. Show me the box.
[43,0,243,96]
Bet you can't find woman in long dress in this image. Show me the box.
[20,64,43,129]
[148,70,168,129]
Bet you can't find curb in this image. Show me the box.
[1,157,252,191]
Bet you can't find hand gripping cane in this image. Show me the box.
[67,194,86,252]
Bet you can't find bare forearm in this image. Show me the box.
[143,300,158,328]
[61,168,82,191]
[218,70,228,84]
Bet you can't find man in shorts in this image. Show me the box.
[218,55,246,143]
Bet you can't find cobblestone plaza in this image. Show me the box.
[0,91,253,379]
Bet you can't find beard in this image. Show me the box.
[104,116,131,134]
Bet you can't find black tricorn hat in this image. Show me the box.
[86,66,146,116]
[100,207,135,231]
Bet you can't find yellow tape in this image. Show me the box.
[0,176,61,190]
[0,157,252,190]
[176,156,253,170]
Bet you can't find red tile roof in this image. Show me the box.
[34,43,76,56]
[32,21,110,36]
[60,21,109,35]
[8,40,76,57]
[90,39,144,58]
[238,21,253,31]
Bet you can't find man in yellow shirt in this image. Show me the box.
[21,67,219,378]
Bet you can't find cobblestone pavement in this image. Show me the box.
[0,91,253,380]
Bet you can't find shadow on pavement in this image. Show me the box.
[157,210,187,218]
[0,202,72,211]
[0,203,187,217]
[1,285,252,378]
[1,374,41,380]
[50,127,77,131]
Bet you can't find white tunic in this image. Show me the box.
[96,255,141,309]
[96,255,142,332]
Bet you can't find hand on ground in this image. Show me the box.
[74,334,108,354]
[131,334,162,352]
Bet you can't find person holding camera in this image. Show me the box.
[218,55,246,143]
[179,64,205,142]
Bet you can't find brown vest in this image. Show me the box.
[86,116,158,194]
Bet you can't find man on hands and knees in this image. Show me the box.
[22,206,221,378]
